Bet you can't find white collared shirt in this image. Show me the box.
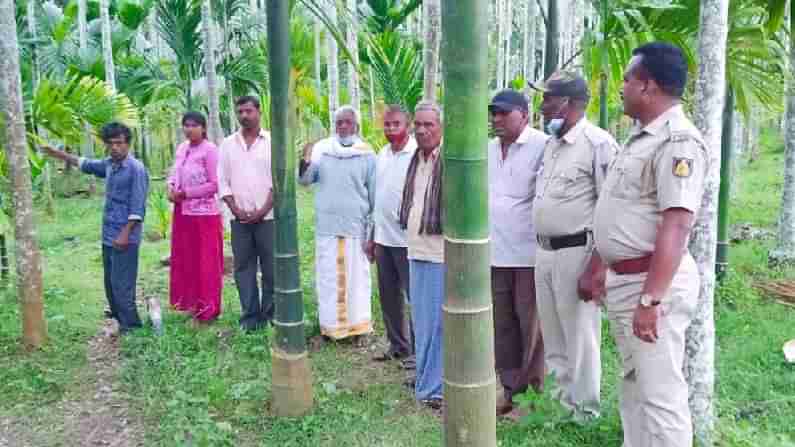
[374,137,417,247]
[488,125,549,267]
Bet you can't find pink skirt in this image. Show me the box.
[169,203,224,321]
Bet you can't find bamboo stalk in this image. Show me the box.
[266,0,313,417]
[441,1,495,445]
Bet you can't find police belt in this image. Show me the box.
[537,232,589,251]
[610,255,652,275]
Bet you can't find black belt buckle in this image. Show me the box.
[538,232,588,251]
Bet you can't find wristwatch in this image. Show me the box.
[639,293,661,308]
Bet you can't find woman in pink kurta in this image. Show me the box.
[167,112,224,322]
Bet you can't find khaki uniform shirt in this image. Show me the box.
[534,118,619,238]
[593,105,708,266]
[407,147,444,263]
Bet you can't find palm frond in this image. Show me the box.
[32,75,140,147]
[155,0,203,86]
[363,31,423,112]
[359,0,421,34]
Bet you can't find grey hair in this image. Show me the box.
[334,105,361,126]
[414,101,443,122]
[384,104,411,119]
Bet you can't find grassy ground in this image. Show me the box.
[1,134,794,446]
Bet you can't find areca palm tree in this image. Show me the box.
[155,0,202,108]
[422,0,440,100]
[690,0,730,443]
[0,0,47,349]
[100,0,116,88]
[200,0,223,144]
[580,0,787,125]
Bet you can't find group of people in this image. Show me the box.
[44,96,279,334]
[44,40,706,447]
[296,41,707,447]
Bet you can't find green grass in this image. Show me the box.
[1,138,795,445]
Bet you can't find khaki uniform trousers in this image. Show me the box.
[605,254,699,447]
[535,242,602,418]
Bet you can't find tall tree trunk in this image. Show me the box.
[100,0,116,89]
[441,0,495,445]
[369,66,376,123]
[201,0,224,145]
[536,0,546,81]
[544,0,560,79]
[327,0,340,127]
[772,9,795,264]
[346,0,360,111]
[524,0,538,123]
[266,0,314,417]
[79,0,95,194]
[27,1,56,216]
[314,18,322,94]
[496,0,505,88]
[688,0,728,444]
[598,0,609,129]
[141,116,152,169]
[423,0,441,101]
[0,234,8,287]
[523,0,537,82]
[78,0,88,49]
[504,0,513,86]
[0,0,48,348]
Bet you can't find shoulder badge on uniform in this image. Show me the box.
[673,157,693,178]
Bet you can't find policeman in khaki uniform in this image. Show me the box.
[532,72,619,421]
[582,43,708,447]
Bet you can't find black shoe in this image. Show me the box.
[400,356,416,370]
[420,398,443,411]
[373,349,408,362]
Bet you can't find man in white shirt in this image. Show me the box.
[487,90,549,419]
[368,105,417,362]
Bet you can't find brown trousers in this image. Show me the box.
[491,267,545,399]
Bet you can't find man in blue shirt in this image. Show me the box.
[44,122,149,333]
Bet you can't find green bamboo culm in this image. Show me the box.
[598,0,609,130]
[440,1,496,446]
[544,0,560,79]
[716,87,735,280]
[266,0,314,417]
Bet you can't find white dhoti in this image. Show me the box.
[315,235,373,339]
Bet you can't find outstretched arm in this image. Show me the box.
[41,145,80,166]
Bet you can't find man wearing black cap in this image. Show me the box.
[487,89,549,420]
[533,71,619,422]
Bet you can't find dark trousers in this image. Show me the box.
[375,244,413,355]
[102,244,142,332]
[492,267,545,399]
[231,219,275,330]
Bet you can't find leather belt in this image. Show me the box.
[610,255,652,275]
[537,232,589,251]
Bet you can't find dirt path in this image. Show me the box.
[0,320,145,447]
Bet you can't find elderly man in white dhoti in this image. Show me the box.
[300,105,377,344]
